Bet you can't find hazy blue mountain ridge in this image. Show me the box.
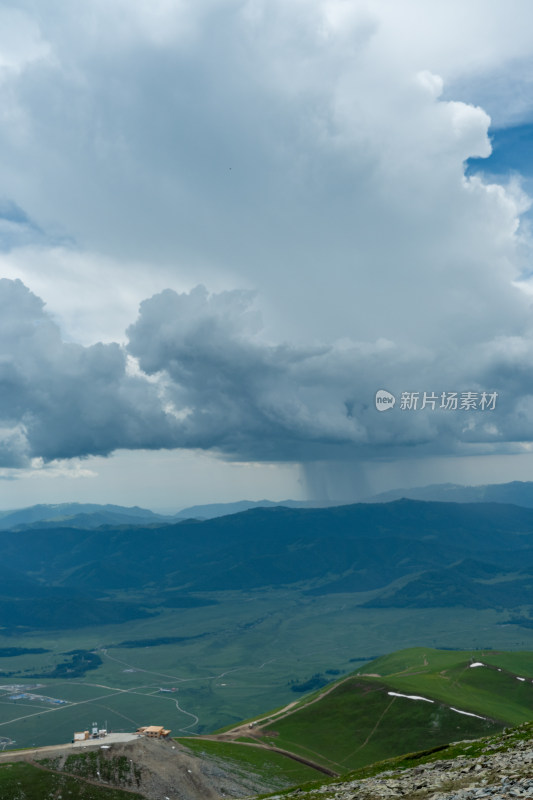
[2,500,533,633]
[0,499,316,530]
[5,481,533,532]
[0,502,170,530]
[173,498,317,519]
[368,480,533,507]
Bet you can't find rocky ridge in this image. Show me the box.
[264,725,533,800]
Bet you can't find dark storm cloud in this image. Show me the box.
[0,279,178,466]
[126,285,533,464]
[3,278,533,470]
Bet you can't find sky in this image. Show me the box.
[2,1,533,510]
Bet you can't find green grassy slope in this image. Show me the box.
[0,761,145,800]
[257,675,500,772]
[178,737,320,787]
[184,647,533,778]
[257,647,533,771]
[269,718,533,799]
[360,647,533,723]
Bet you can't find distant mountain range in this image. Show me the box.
[0,502,167,530]
[3,482,533,634]
[3,480,533,532]
[3,498,533,631]
[173,498,319,520]
[0,498,318,530]
[367,479,533,507]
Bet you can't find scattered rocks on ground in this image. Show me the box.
[265,732,533,800]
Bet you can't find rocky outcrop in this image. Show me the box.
[265,727,533,800]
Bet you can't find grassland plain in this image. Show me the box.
[2,590,533,750]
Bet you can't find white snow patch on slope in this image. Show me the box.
[388,692,434,703]
[450,706,486,720]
